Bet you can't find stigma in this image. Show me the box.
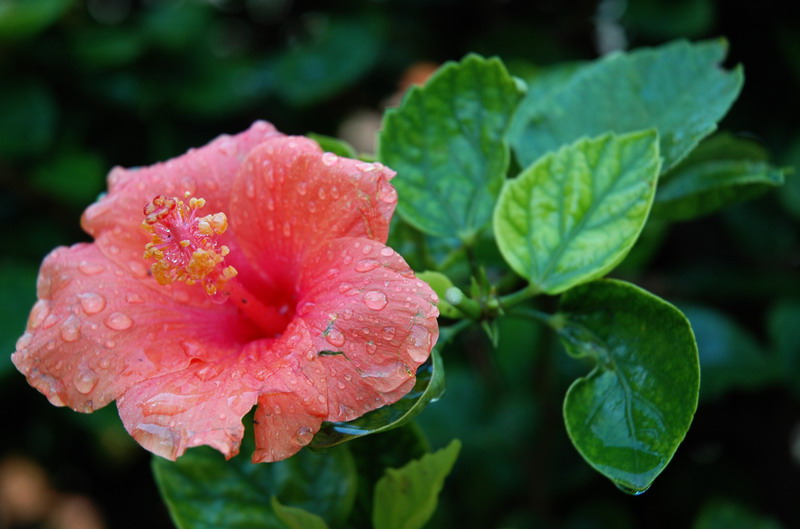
[142,193,237,301]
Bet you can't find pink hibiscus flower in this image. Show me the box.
[12,121,439,463]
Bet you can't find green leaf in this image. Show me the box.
[693,499,785,529]
[372,439,461,529]
[273,16,381,107]
[152,442,356,529]
[0,0,74,40]
[494,130,660,295]
[556,279,699,492]
[767,299,800,397]
[31,150,106,207]
[0,260,38,378]
[653,133,785,221]
[510,39,743,172]
[271,497,330,529]
[310,347,445,448]
[681,305,775,401]
[378,54,525,241]
[0,80,56,159]
[307,133,358,158]
[416,271,460,318]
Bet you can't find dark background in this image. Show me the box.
[1,1,799,528]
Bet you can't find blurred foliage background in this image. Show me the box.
[1,0,799,528]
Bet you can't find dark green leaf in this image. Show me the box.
[31,150,106,207]
[510,39,743,172]
[273,16,381,106]
[494,131,660,294]
[681,305,775,401]
[557,279,699,492]
[653,133,785,221]
[767,299,800,397]
[693,499,785,529]
[307,133,358,158]
[271,497,329,529]
[152,442,356,529]
[0,0,74,40]
[379,54,525,241]
[372,439,461,529]
[310,348,445,448]
[0,80,56,159]
[0,261,38,378]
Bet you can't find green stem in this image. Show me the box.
[498,285,542,311]
[444,287,482,320]
[507,306,556,328]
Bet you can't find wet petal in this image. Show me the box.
[230,137,397,287]
[12,244,258,413]
[81,121,282,306]
[296,237,439,422]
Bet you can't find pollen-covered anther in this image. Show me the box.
[141,193,237,301]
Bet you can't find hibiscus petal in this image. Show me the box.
[229,137,397,286]
[117,319,327,462]
[296,237,440,422]
[12,243,257,413]
[80,121,282,308]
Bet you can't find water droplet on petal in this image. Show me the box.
[366,341,377,354]
[78,261,104,276]
[406,325,432,363]
[380,247,394,257]
[78,293,106,315]
[294,426,314,445]
[29,300,50,329]
[322,152,338,166]
[355,259,380,272]
[104,312,133,330]
[364,290,388,311]
[342,308,353,320]
[128,260,148,277]
[297,181,307,195]
[73,366,99,394]
[325,327,346,347]
[99,358,111,369]
[381,326,396,340]
[282,222,291,237]
[16,332,33,351]
[126,293,144,304]
[60,315,81,342]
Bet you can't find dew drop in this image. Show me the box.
[60,316,81,343]
[294,426,314,445]
[406,325,432,363]
[128,260,148,277]
[321,152,338,166]
[364,290,388,311]
[380,247,394,257]
[126,293,144,304]
[356,161,376,172]
[325,327,346,347]
[99,358,111,369]
[104,312,133,330]
[245,181,256,199]
[381,326,396,340]
[73,366,99,394]
[78,261,104,276]
[355,259,380,272]
[337,380,346,390]
[297,181,307,195]
[366,341,377,354]
[29,300,50,329]
[15,332,32,351]
[342,308,353,320]
[361,243,373,255]
[42,314,59,330]
[109,245,121,255]
[282,221,292,237]
[78,293,106,315]
[104,340,116,349]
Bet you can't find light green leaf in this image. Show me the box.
[653,133,785,221]
[556,279,699,492]
[271,497,330,529]
[494,130,660,295]
[372,439,461,529]
[416,271,460,318]
[378,54,525,241]
[307,133,358,158]
[152,442,356,529]
[693,499,785,529]
[310,348,445,448]
[510,39,743,172]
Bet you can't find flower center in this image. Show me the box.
[142,193,290,336]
